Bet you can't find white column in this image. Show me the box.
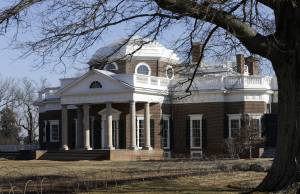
[61,105,69,150]
[130,101,137,150]
[106,102,115,150]
[143,102,152,150]
[83,104,92,150]
[76,106,83,149]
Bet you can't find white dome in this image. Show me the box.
[88,36,180,65]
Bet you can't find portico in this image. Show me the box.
[60,101,154,152]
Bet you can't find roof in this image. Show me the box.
[88,36,180,65]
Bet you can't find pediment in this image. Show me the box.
[58,70,132,96]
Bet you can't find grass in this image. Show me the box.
[0,159,271,193]
[84,172,267,194]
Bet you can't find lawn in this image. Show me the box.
[0,159,271,193]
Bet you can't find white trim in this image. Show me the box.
[135,62,151,75]
[104,62,119,71]
[49,120,59,142]
[163,151,171,159]
[162,114,171,149]
[189,114,203,149]
[190,151,203,159]
[165,65,174,79]
[227,114,242,138]
[136,116,144,149]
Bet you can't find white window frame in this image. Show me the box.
[135,62,151,75]
[163,151,171,159]
[165,65,174,79]
[190,151,203,159]
[136,116,144,149]
[189,114,203,149]
[248,113,263,137]
[49,120,59,142]
[104,62,118,71]
[228,114,241,138]
[42,120,47,143]
[162,115,171,149]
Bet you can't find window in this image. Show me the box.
[248,114,262,137]
[104,63,118,71]
[228,114,241,138]
[162,115,170,149]
[189,114,203,149]
[230,119,240,137]
[90,81,102,89]
[136,116,145,149]
[42,120,47,143]
[50,120,59,142]
[135,63,151,75]
[163,151,171,159]
[166,66,174,79]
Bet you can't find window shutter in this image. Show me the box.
[150,119,155,148]
[224,115,229,138]
[186,117,190,149]
[46,121,50,142]
[119,119,126,149]
[202,119,207,150]
[169,117,174,149]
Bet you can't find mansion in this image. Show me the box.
[36,38,278,160]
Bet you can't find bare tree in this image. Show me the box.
[225,114,264,159]
[17,78,39,144]
[0,76,19,108]
[0,0,299,191]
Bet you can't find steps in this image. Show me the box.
[38,150,109,161]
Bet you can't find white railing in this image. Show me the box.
[114,74,170,90]
[0,144,39,152]
[38,87,60,101]
[175,75,274,91]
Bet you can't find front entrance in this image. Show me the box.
[98,107,121,149]
[101,120,119,149]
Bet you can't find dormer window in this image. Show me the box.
[166,66,174,79]
[104,62,118,71]
[135,63,151,75]
[90,81,102,89]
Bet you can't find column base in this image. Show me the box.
[60,145,69,151]
[105,146,115,150]
[142,146,153,151]
[129,146,139,151]
[84,147,93,150]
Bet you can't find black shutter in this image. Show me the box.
[119,119,126,149]
[150,119,155,148]
[186,117,190,149]
[202,119,207,150]
[46,121,50,142]
[224,115,229,139]
[169,117,174,150]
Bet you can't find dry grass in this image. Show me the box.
[0,159,271,193]
[84,171,267,194]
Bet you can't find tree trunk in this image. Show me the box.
[257,56,300,191]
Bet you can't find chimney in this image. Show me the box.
[191,42,203,63]
[245,56,259,75]
[236,54,245,74]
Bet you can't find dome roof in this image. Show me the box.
[88,36,180,65]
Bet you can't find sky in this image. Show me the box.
[0,1,274,87]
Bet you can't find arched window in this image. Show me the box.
[166,66,174,79]
[90,81,102,89]
[104,62,118,71]
[135,63,151,75]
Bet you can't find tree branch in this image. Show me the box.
[154,0,274,59]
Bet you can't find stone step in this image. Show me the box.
[38,150,108,161]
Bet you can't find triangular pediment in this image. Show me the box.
[58,70,132,96]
